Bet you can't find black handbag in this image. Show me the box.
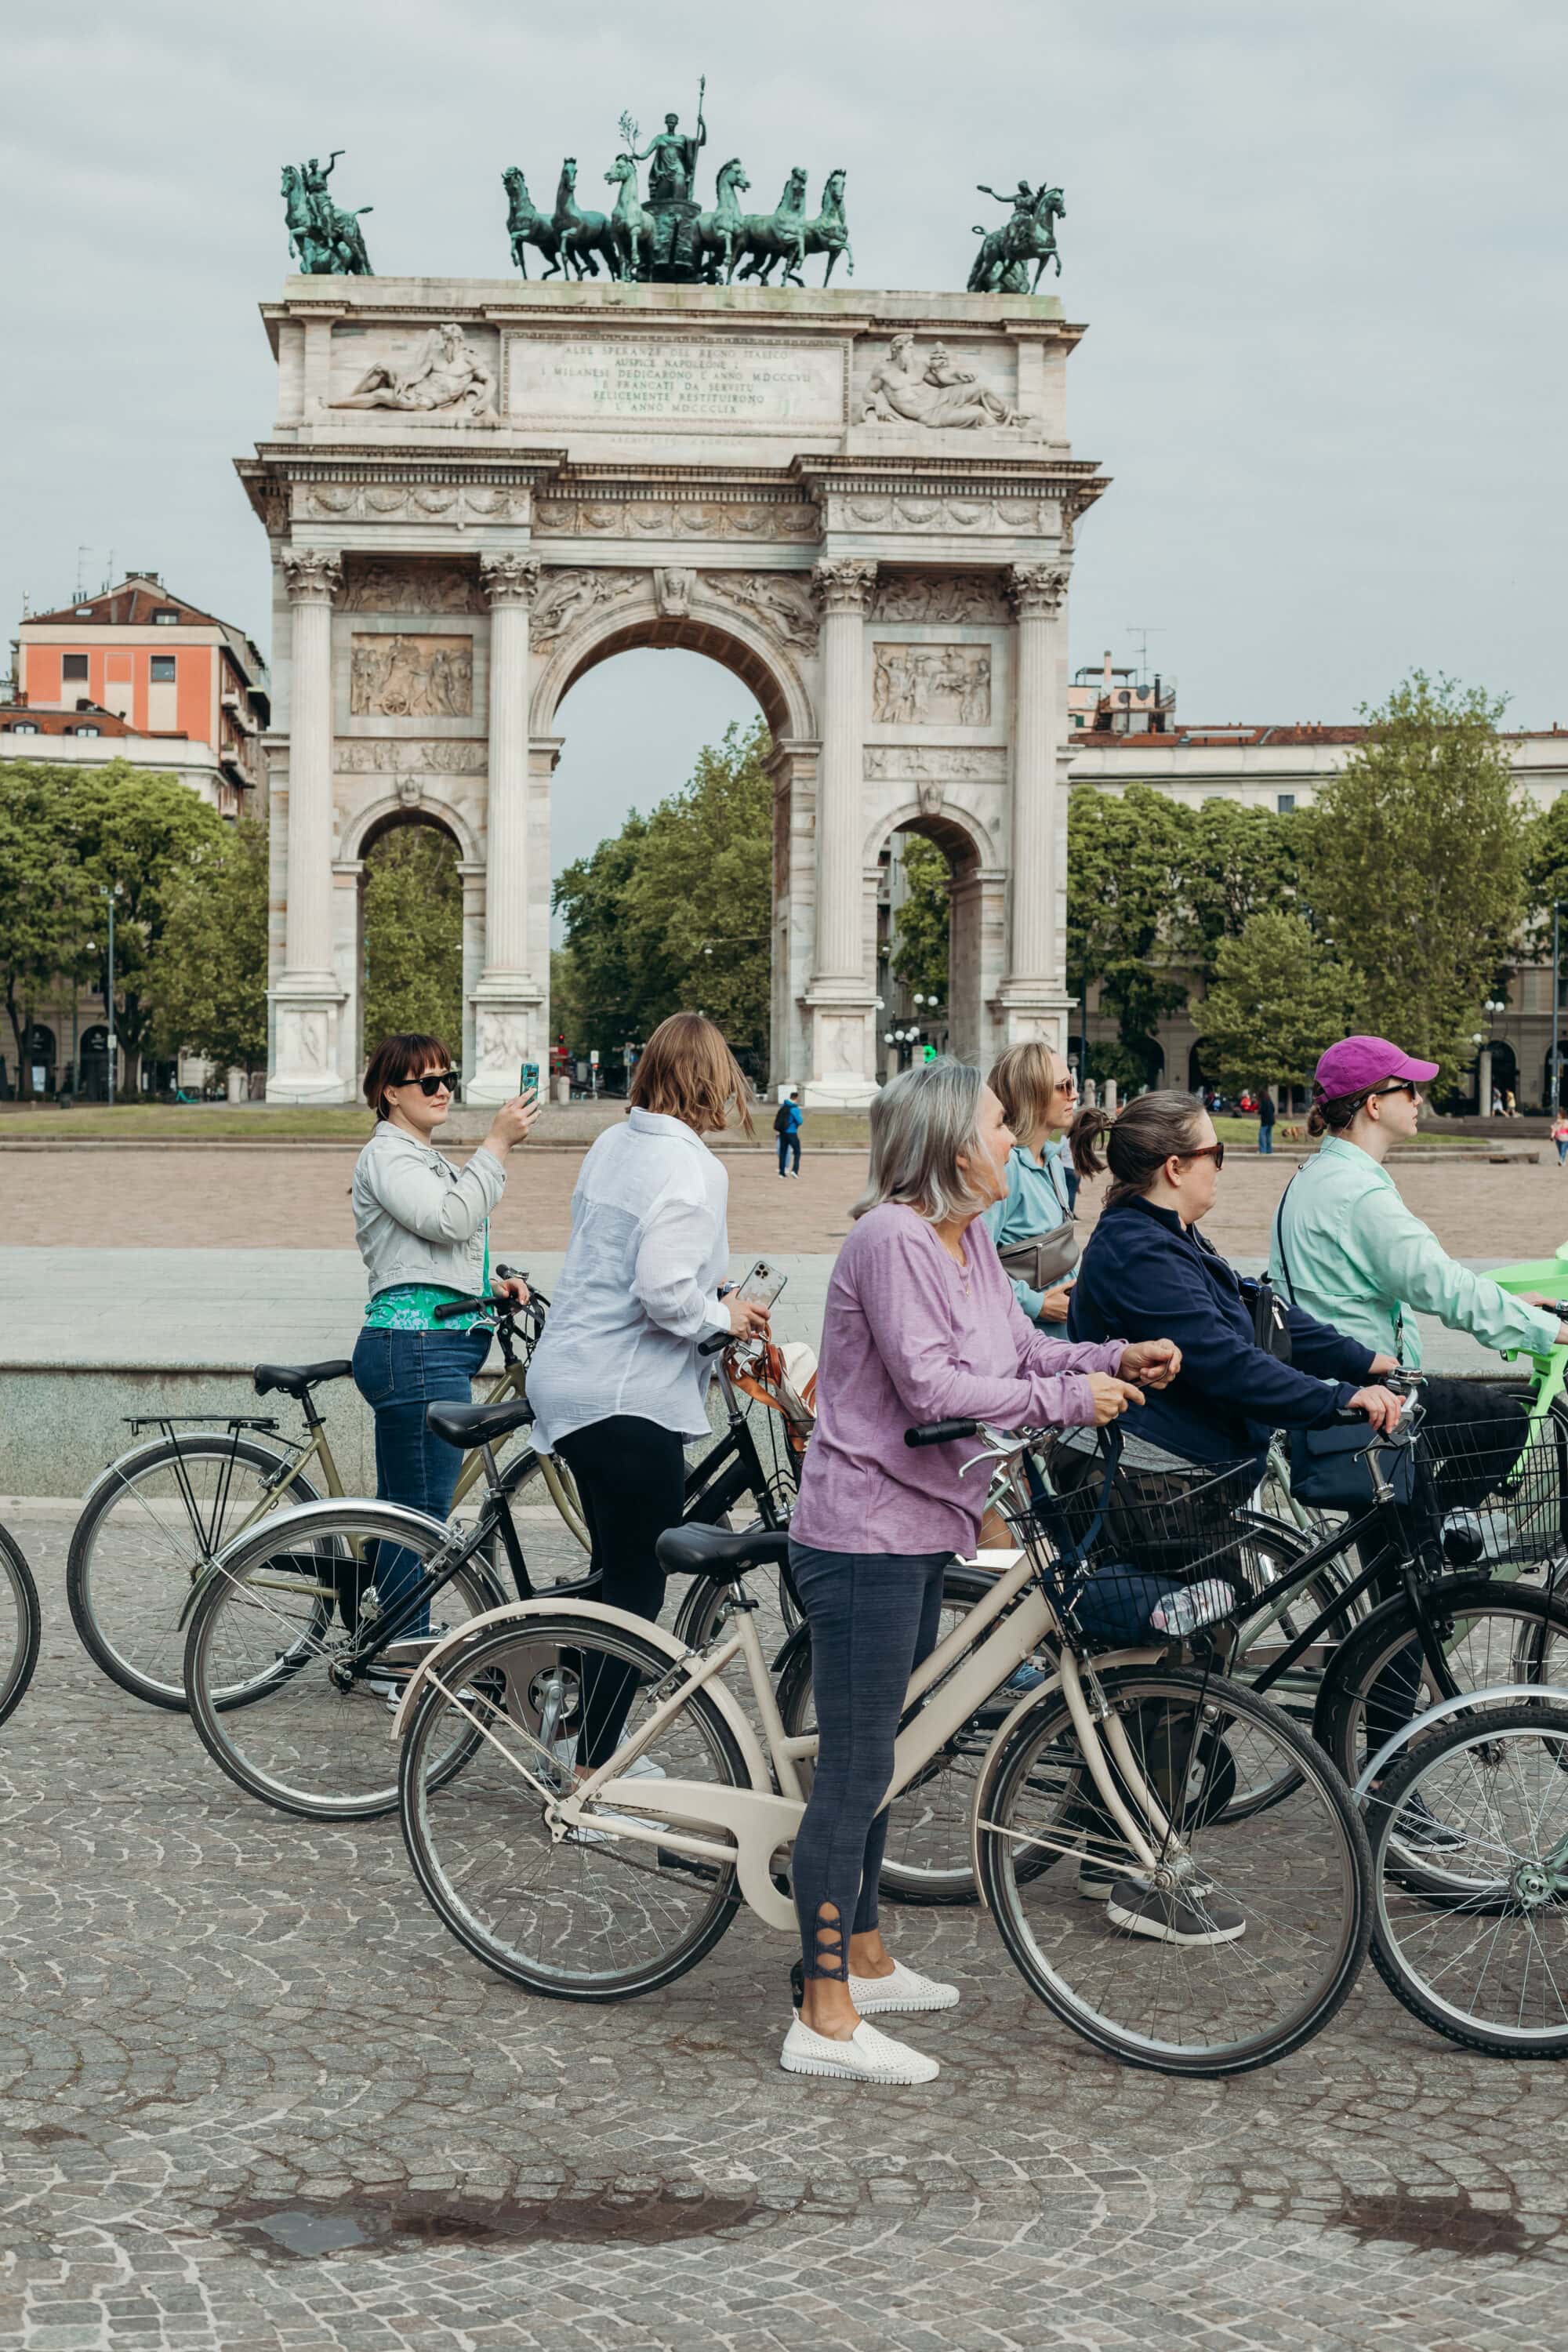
[1274,1179,1416,1508]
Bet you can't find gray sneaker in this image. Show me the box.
[1105,1875,1246,1945]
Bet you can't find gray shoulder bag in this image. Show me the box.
[997,1152,1081,1292]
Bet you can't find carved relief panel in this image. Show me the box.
[349,633,474,718]
[871,643,992,728]
[342,560,484,614]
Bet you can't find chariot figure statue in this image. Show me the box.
[632,107,706,202]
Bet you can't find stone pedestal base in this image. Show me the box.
[466,982,544,1107]
[267,985,351,1105]
[994,985,1074,1052]
[803,997,880,1111]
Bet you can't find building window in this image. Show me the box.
[75,724,101,738]
[1277,793,1296,813]
[150,655,177,683]
[63,653,89,681]
[152,608,179,626]
[9,720,38,734]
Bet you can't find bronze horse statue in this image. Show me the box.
[731,167,809,286]
[801,169,851,285]
[280,164,372,275]
[694,157,750,283]
[604,154,655,281]
[968,186,1065,293]
[501,166,564,278]
[552,158,613,279]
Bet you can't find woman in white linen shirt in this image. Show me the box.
[525,1012,771,1762]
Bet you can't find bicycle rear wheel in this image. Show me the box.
[0,1524,42,1730]
[976,1666,1370,2075]
[1370,1699,1568,2056]
[400,1613,747,1999]
[68,1432,321,1710]
[183,1503,502,1819]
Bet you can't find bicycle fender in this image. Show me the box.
[966,1646,1165,1908]
[177,1495,452,1632]
[1307,1571,1535,1755]
[1352,1682,1559,1799]
[388,1595,775,1796]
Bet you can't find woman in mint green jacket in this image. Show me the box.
[982,1041,1079,1323]
[1269,1034,1568,1367]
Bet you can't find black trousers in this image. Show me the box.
[556,1414,687,1765]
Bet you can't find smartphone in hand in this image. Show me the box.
[519,1060,540,1102]
[736,1258,787,1312]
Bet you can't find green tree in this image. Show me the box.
[1524,793,1568,959]
[553,718,772,1074]
[889,833,950,1003]
[362,824,464,1051]
[147,815,270,1075]
[0,762,96,1099]
[1066,782,1190,1086]
[1196,912,1356,1094]
[1304,674,1527,1081]
[1179,798,1304,988]
[67,760,232,1091]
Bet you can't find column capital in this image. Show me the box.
[1006,562,1070,618]
[480,554,541,609]
[281,548,343,606]
[812,557,878,615]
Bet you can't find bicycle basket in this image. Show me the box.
[1421,1399,1568,1570]
[1012,1433,1260,1646]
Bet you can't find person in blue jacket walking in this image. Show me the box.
[1065,1090,1403,1466]
[775,1088,803,1178]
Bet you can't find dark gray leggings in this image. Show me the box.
[789,1541,949,1978]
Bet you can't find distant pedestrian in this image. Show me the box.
[1505,1088,1518,1118]
[1553,1114,1568,1166]
[1257,1090,1276,1156]
[775,1088,803,1177]
[1491,1086,1504,1116]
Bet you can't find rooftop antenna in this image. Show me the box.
[1125,626,1166,688]
[104,547,115,593]
[76,546,91,601]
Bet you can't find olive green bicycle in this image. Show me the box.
[66,1272,586,1711]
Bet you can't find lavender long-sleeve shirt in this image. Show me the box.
[790,1203,1128,1558]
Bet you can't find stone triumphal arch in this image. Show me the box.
[239,281,1103,1105]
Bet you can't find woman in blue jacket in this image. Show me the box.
[1065,1091,1403,1465]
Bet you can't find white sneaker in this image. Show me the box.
[846,1957,960,2014]
[780,2016,939,2084]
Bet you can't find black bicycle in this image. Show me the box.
[0,1523,42,1731]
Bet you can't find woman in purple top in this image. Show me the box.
[781,1059,1181,2087]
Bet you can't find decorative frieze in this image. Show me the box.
[336,739,487,774]
[343,559,485,612]
[349,633,474,718]
[530,569,641,644]
[534,494,820,542]
[860,336,1029,430]
[703,571,819,652]
[826,492,1059,535]
[300,483,532,523]
[865,746,1007,782]
[872,644,991,728]
[872,573,1007,623]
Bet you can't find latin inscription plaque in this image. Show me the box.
[505,334,847,430]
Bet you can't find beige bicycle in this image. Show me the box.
[67,1273,586,1711]
[394,1415,1372,2076]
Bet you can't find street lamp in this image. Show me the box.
[1552,904,1568,1117]
[101,883,123,1109]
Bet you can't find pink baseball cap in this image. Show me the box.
[1312,1035,1439,1102]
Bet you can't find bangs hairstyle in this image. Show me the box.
[363,1033,452,1120]
[852,1057,991,1224]
[630,1011,755,1136]
[989,1040,1059,1138]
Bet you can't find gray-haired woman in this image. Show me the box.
[781,1058,1180,2086]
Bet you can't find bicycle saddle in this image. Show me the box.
[424,1396,535,1449]
[252,1359,354,1399]
[656,1522,790,1581]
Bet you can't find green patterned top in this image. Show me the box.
[364,1226,491,1331]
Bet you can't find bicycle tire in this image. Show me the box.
[0,1523,42,1730]
[975,1665,1371,2076]
[67,1432,322,1711]
[184,1501,506,1820]
[1223,1515,1362,1817]
[1314,1574,1568,1788]
[399,1611,748,2000]
[774,1564,1025,1909]
[1368,1698,1568,2057]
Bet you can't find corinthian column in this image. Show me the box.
[268,549,347,1102]
[469,554,543,1106]
[1000,561,1073,1044]
[800,558,878,1107]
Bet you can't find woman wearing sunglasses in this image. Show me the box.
[1269,1036,1566,1497]
[350,1035,539,1661]
[1065,1090,1403,1468]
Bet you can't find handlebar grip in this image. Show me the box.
[433,1295,490,1323]
[495,1264,525,1284]
[1330,1405,1371,1427]
[699,1332,731,1358]
[905,1418,978,1448]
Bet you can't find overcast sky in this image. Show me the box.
[5,0,1564,884]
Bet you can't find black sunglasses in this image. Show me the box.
[1181,1142,1225,1170]
[1370,1080,1419,1102]
[401,1069,459,1098]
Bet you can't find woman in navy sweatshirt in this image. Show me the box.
[1065,1092,1403,1465]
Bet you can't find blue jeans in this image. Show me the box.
[1258,1124,1273,1155]
[788,1541,949,1975]
[350,1326,490,1636]
[778,1130,800,1174]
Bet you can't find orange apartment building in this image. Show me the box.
[4,572,270,818]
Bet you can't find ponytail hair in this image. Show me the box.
[1069,1088,1209,1209]
[1307,1087,1371,1140]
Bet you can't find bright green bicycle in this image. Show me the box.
[66,1272,587,1712]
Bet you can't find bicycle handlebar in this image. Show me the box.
[699,1332,731,1358]
[905,1417,979,1448]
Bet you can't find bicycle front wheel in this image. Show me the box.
[976,1666,1370,2075]
[400,1613,747,1999]
[1370,1699,1568,2056]
[184,1503,502,1820]
[0,1523,42,1730]
[68,1432,321,1710]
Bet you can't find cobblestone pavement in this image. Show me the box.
[3,1513,1567,2352]
[3,1142,1565,1261]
